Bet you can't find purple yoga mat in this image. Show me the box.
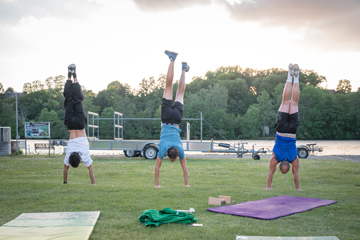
[207,196,337,220]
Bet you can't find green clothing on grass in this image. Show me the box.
[138,207,197,227]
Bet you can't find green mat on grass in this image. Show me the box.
[0,211,100,240]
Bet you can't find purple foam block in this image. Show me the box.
[207,196,337,220]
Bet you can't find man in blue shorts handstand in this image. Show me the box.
[154,50,190,188]
[266,63,302,191]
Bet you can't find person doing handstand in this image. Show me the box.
[266,63,301,191]
[63,64,95,185]
[154,50,190,188]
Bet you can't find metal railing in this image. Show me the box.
[87,112,99,139]
[114,111,123,140]
[87,112,203,141]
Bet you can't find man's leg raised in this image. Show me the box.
[64,64,86,130]
[175,62,189,104]
[289,64,300,114]
[278,63,294,113]
[63,72,74,126]
[70,67,87,128]
[70,65,84,104]
[63,65,74,106]
[163,50,178,100]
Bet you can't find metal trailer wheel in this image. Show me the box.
[124,150,137,157]
[143,145,158,160]
[297,148,309,158]
[253,154,260,160]
[138,150,144,157]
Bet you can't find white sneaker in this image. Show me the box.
[293,64,300,77]
[288,63,294,77]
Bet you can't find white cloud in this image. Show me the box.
[0,0,359,93]
[0,0,102,25]
[132,0,212,12]
[224,0,360,51]
[131,0,360,51]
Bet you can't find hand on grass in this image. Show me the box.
[265,188,273,190]
[155,185,163,188]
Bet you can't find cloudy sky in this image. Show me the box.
[1,0,359,93]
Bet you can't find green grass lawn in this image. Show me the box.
[0,155,359,239]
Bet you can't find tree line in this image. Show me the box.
[0,66,359,140]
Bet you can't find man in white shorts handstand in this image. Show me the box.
[63,64,95,185]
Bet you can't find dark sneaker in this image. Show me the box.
[288,63,294,77]
[68,64,76,76]
[68,63,77,78]
[165,50,178,61]
[182,62,190,72]
[293,64,300,77]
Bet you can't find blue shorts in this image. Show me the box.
[273,134,298,162]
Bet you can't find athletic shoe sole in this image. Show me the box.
[68,64,76,73]
[164,50,178,60]
[293,64,299,77]
[288,63,294,77]
[182,62,190,72]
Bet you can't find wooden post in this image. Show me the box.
[208,195,231,205]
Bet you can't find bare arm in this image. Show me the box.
[291,157,302,191]
[87,164,95,185]
[155,156,163,188]
[180,157,189,187]
[63,164,70,184]
[266,154,278,190]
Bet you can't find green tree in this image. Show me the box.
[38,108,58,122]
[348,90,360,138]
[0,82,4,94]
[336,79,352,93]
[205,84,228,111]
[239,105,261,139]
[83,89,100,114]
[253,74,285,97]
[184,84,237,139]
[99,107,115,139]
[23,80,45,93]
[298,86,328,139]
[301,70,327,87]
[18,90,50,121]
[94,81,133,114]
[221,78,251,115]
[38,108,67,139]
[0,102,16,138]
[43,76,66,110]
[1,65,358,141]
[183,92,206,140]
[257,90,276,136]
[112,94,137,139]
[5,87,15,94]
